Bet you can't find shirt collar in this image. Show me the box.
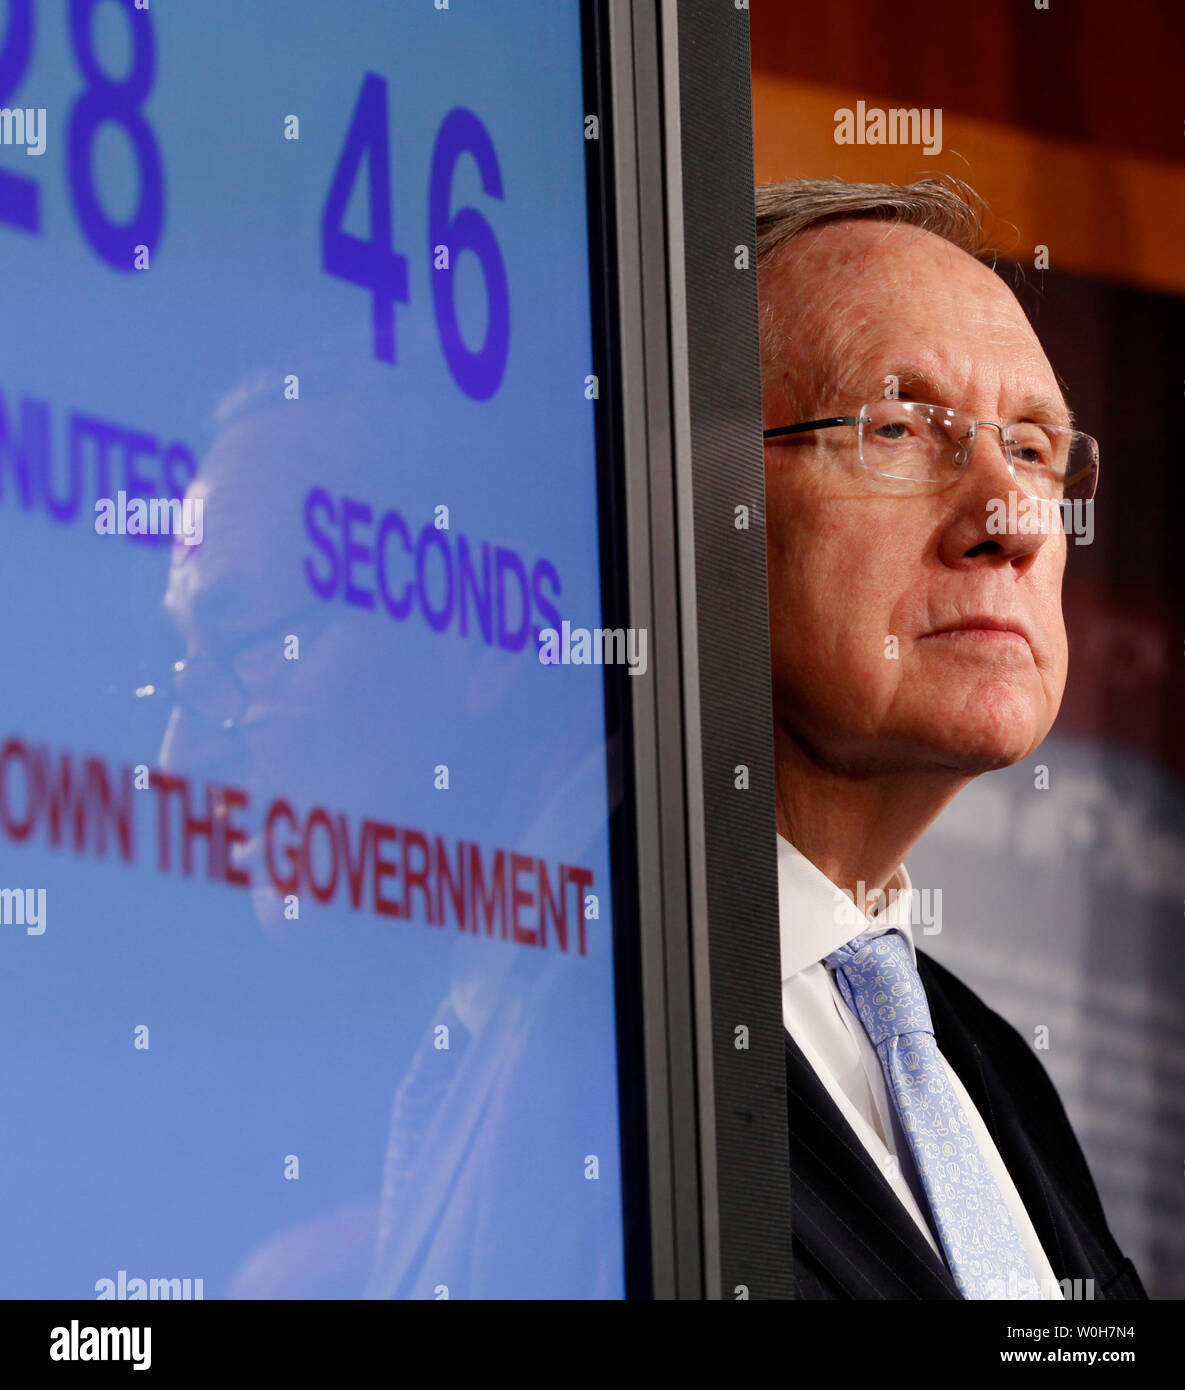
[777,832,916,981]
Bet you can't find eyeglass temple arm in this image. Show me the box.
[763,416,861,439]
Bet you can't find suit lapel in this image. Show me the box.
[916,951,1110,1292]
[784,1028,961,1298]
[786,952,1144,1300]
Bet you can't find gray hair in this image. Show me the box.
[755,175,999,377]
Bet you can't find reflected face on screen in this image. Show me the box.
[761,219,1070,778]
[158,402,390,934]
[155,385,585,941]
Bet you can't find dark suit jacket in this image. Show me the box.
[787,947,1148,1299]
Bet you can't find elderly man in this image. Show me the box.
[757,176,1146,1301]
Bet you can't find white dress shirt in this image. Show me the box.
[778,832,1063,1299]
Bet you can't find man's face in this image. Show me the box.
[762,219,1070,778]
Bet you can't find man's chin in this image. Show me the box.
[931,741,1034,776]
[913,668,1052,765]
[914,717,1046,776]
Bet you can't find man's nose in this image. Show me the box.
[939,425,1053,565]
[953,420,1010,469]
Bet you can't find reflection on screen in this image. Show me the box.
[0,0,625,1299]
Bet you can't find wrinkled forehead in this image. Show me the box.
[765,220,1069,423]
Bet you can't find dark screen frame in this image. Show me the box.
[582,0,793,1299]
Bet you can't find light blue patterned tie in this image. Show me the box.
[825,929,1043,1300]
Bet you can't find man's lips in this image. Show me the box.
[920,616,1032,648]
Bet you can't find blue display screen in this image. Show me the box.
[0,0,627,1299]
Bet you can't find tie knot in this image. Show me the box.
[824,929,934,1046]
